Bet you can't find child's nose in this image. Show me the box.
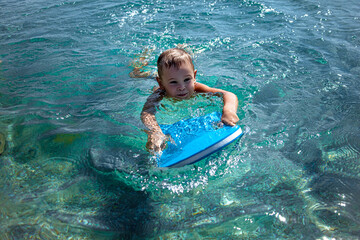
[178,83,186,90]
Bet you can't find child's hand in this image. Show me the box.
[146,130,167,153]
[221,110,239,126]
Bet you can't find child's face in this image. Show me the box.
[157,61,197,99]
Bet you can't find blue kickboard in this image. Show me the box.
[158,112,244,168]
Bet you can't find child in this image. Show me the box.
[140,48,239,152]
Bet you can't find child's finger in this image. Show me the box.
[221,116,235,126]
[223,120,235,126]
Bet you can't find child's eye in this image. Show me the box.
[184,78,191,82]
[169,81,177,84]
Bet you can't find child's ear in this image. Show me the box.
[156,77,164,89]
[194,69,197,80]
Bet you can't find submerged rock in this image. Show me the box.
[310,173,360,234]
[89,148,128,172]
[88,147,148,174]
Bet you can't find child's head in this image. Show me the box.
[156,48,197,99]
[157,48,194,80]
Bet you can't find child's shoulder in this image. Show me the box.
[195,82,213,92]
[148,87,165,101]
[195,82,228,95]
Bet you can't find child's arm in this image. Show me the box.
[141,89,167,152]
[195,82,239,126]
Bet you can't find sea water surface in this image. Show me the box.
[1,0,360,239]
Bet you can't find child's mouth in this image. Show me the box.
[177,93,188,98]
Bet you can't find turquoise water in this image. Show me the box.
[1,0,360,239]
